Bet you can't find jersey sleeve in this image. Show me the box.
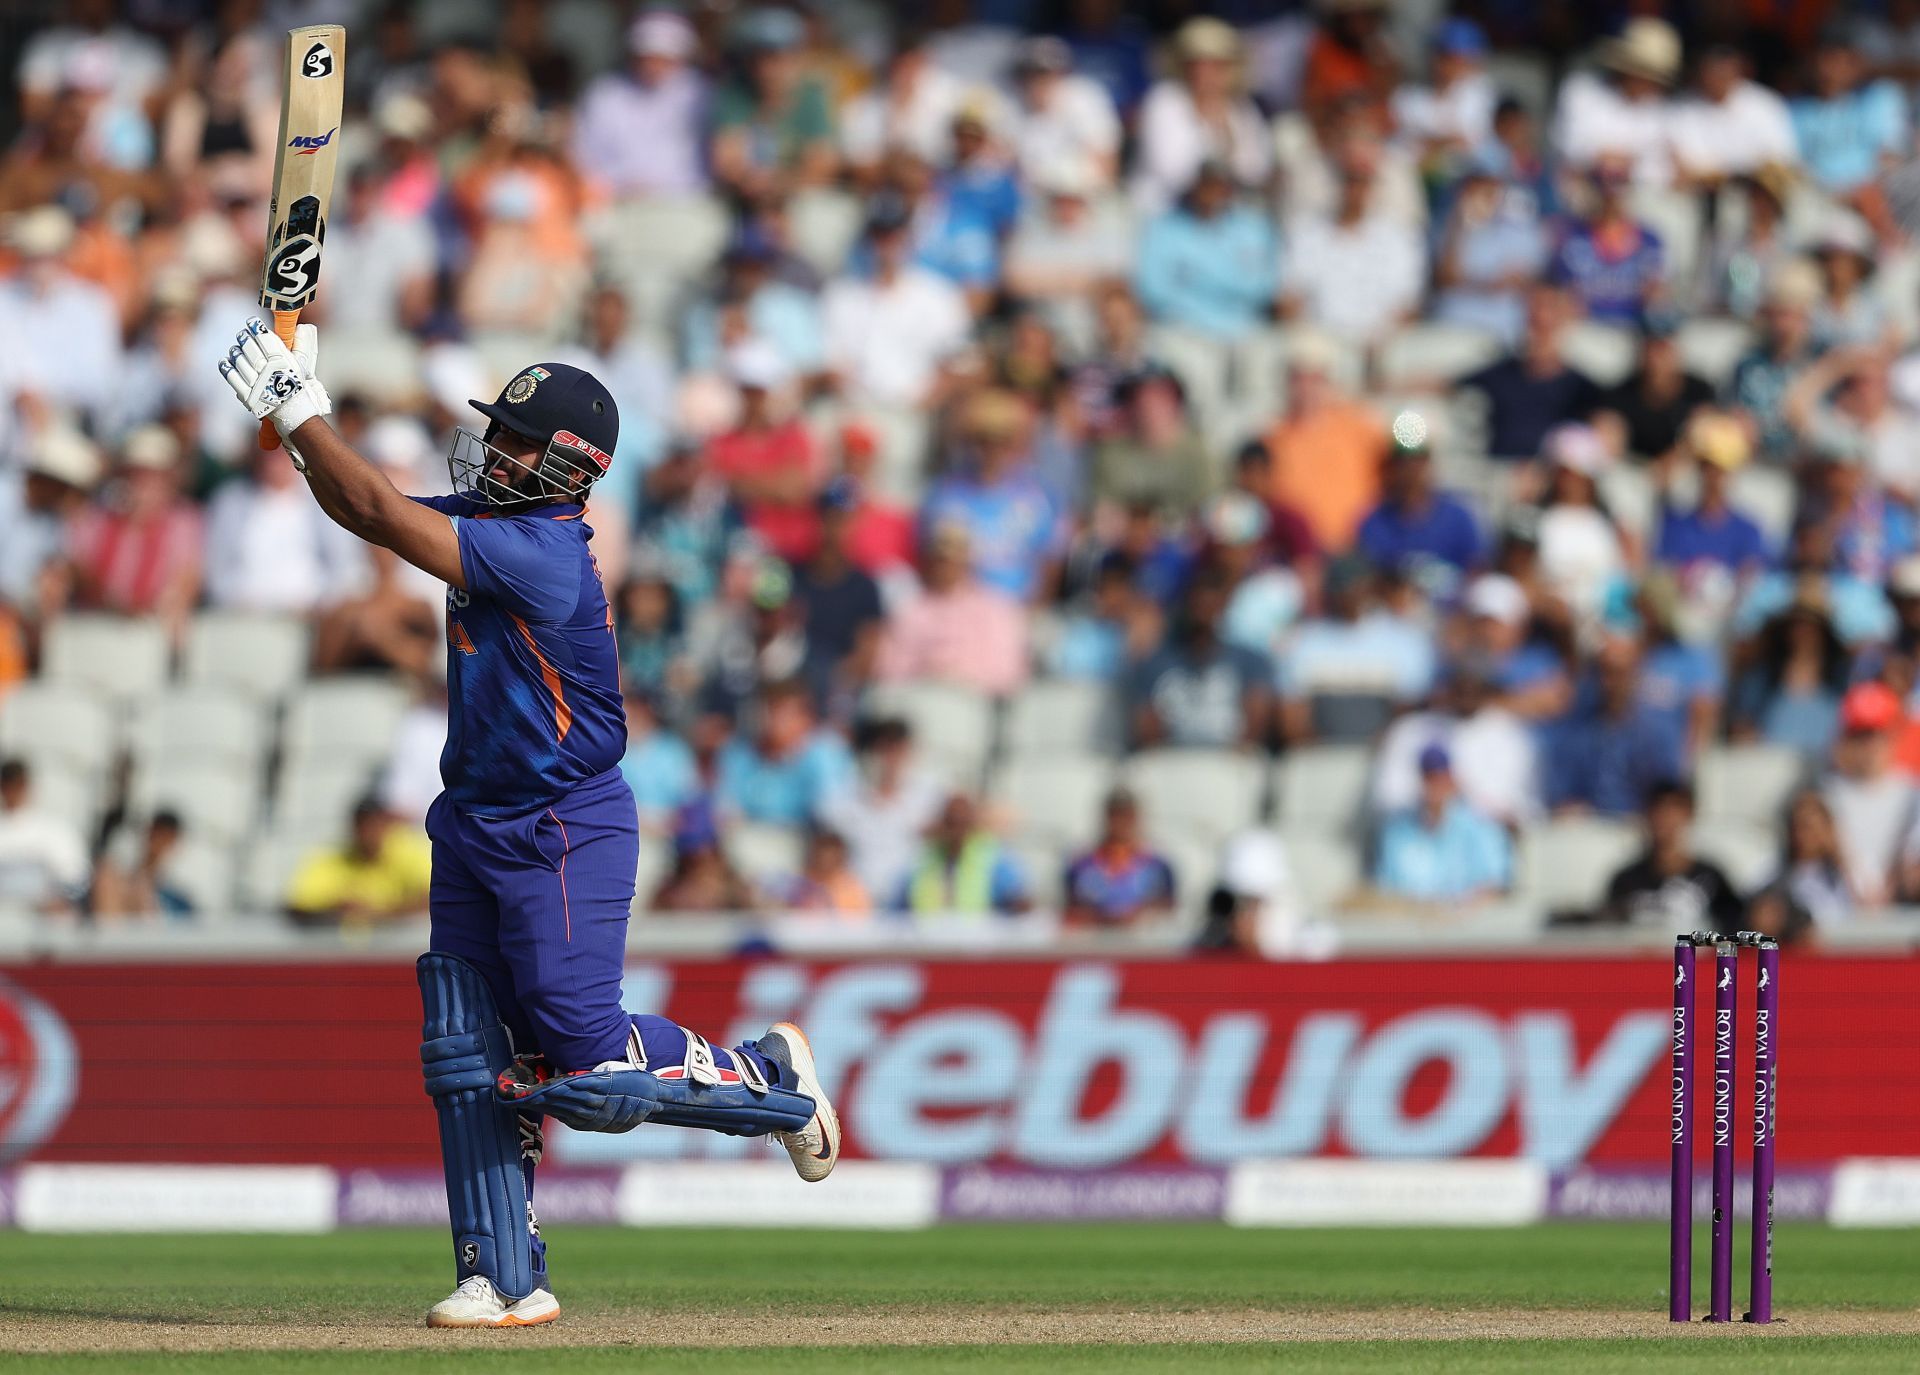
[457,518,580,622]
[410,493,483,516]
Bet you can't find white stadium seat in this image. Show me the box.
[1696,744,1807,827]
[240,829,316,913]
[1283,828,1364,910]
[1518,817,1642,915]
[787,188,863,277]
[273,757,387,842]
[1558,321,1638,388]
[1377,323,1503,389]
[1675,318,1755,390]
[865,682,997,786]
[164,838,239,917]
[41,615,170,703]
[130,761,260,846]
[1002,680,1123,757]
[0,683,119,778]
[184,612,310,700]
[1691,818,1778,893]
[129,687,270,775]
[1122,748,1267,847]
[282,678,411,768]
[592,195,730,285]
[730,821,803,884]
[987,754,1117,850]
[1274,745,1373,837]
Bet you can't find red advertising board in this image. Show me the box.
[1,953,1913,1169]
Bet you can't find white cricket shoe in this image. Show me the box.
[756,1022,840,1182]
[425,1275,560,1328]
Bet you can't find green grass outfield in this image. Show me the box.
[1,1224,1915,1372]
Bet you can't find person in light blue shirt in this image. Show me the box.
[1134,162,1278,341]
[618,692,700,829]
[920,390,1066,602]
[681,235,826,376]
[1373,745,1513,902]
[1791,31,1907,195]
[714,680,856,826]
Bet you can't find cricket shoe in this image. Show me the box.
[753,1022,839,1182]
[425,1275,560,1328]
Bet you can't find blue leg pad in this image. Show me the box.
[497,1066,814,1138]
[498,1066,661,1134]
[645,1073,816,1137]
[419,952,542,1301]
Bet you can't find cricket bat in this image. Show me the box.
[256,24,345,449]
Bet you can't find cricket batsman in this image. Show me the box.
[219,319,838,1328]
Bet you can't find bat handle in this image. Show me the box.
[257,309,301,450]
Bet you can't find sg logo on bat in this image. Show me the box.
[263,235,323,308]
[301,42,334,78]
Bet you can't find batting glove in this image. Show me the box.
[218,318,331,449]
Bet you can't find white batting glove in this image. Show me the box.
[218,318,331,443]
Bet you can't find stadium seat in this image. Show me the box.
[1691,818,1778,893]
[1597,462,1655,542]
[1729,464,1796,546]
[1559,321,1638,388]
[1273,745,1372,837]
[314,326,422,404]
[730,821,803,884]
[1147,327,1230,422]
[1626,188,1704,300]
[864,682,997,786]
[239,829,314,913]
[1516,817,1642,915]
[184,612,311,700]
[1696,744,1807,826]
[272,757,387,843]
[1486,51,1553,113]
[0,683,118,779]
[633,834,670,912]
[1377,323,1503,389]
[1002,680,1123,757]
[282,678,411,769]
[593,196,730,286]
[164,837,239,918]
[1674,318,1755,390]
[1283,828,1363,910]
[787,188,863,277]
[41,615,170,703]
[29,768,100,838]
[1010,837,1067,909]
[470,331,559,389]
[1157,832,1219,913]
[129,687,270,775]
[986,754,1117,850]
[1122,748,1267,847]
[130,762,260,846]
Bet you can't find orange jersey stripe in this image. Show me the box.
[511,613,573,742]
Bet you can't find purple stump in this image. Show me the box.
[1669,939,1695,1322]
[1709,941,1738,1322]
[1747,939,1779,1323]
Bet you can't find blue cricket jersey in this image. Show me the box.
[414,496,626,817]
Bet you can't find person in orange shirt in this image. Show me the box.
[1263,328,1387,552]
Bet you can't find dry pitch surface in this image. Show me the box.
[0,1225,1915,1371]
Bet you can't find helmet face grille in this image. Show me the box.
[446,428,600,509]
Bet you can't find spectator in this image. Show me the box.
[1703,169,1796,320]
[683,231,827,381]
[1195,830,1310,958]
[0,207,121,426]
[1729,590,1848,758]
[323,164,435,335]
[714,679,855,828]
[1263,329,1386,551]
[570,12,708,199]
[1392,19,1496,171]
[285,798,431,929]
[819,717,947,901]
[1747,789,1846,938]
[0,757,88,918]
[1790,350,1920,505]
[895,792,1031,917]
[1635,576,1725,765]
[709,7,835,199]
[1477,96,1555,218]
[1050,551,1155,680]
[1228,441,1322,575]
[1431,165,1550,346]
[1534,423,1630,624]
[1462,571,1571,719]
[614,565,687,703]
[1368,745,1513,905]
[1728,261,1823,465]
[619,692,701,833]
[1372,658,1541,825]
[1549,155,1664,328]
[1281,141,1427,349]
[1732,517,1894,650]
[1599,779,1743,930]
[1213,494,1308,662]
[16,0,167,130]
[650,800,756,913]
[1069,284,1157,441]
[1654,414,1770,587]
[1670,44,1799,187]
[768,825,872,916]
[0,424,99,622]
[1821,682,1916,907]
[1791,25,1908,232]
[1088,367,1212,517]
[840,29,964,176]
[1063,788,1176,929]
[1278,556,1434,745]
[376,680,449,830]
[1007,36,1122,189]
[1130,569,1273,749]
[311,539,439,678]
[812,429,916,578]
[876,522,1029,696]
[939,101,1022,244]
[564,283,677,505]
[204,446,358,615]
[1544,636,1687,817]
[1003,155,1133,323]
[1134,160,1278,341]
[794,479,886,708]
[1808,213,1893,353]
[1459,284,1601,462]
[1355,413,1482,598]
[1595,313,1715,464]
[704,341,820,565]
[821,197,971,408]
[1131,19,1270,213]
[920,390,1062,602]
[1552,18,1681,185]
[90,810,192,921]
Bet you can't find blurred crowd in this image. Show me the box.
[11,0,1920,948]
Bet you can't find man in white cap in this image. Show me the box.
[570,10,707,198]
[1007,36,1121,189]
[0,207,122,426]
[1132,18,1271,211]
[0,424,100,617]
[68,424,203,628]
[1552,18,1681,186]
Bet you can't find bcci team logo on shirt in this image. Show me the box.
[504,366,550,404]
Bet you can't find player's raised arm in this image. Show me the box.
[218,318,465,587]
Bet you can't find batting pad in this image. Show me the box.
[498,1063,814,1138]
[418,953,542,1300]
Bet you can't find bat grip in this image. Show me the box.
[257,309,301,450]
